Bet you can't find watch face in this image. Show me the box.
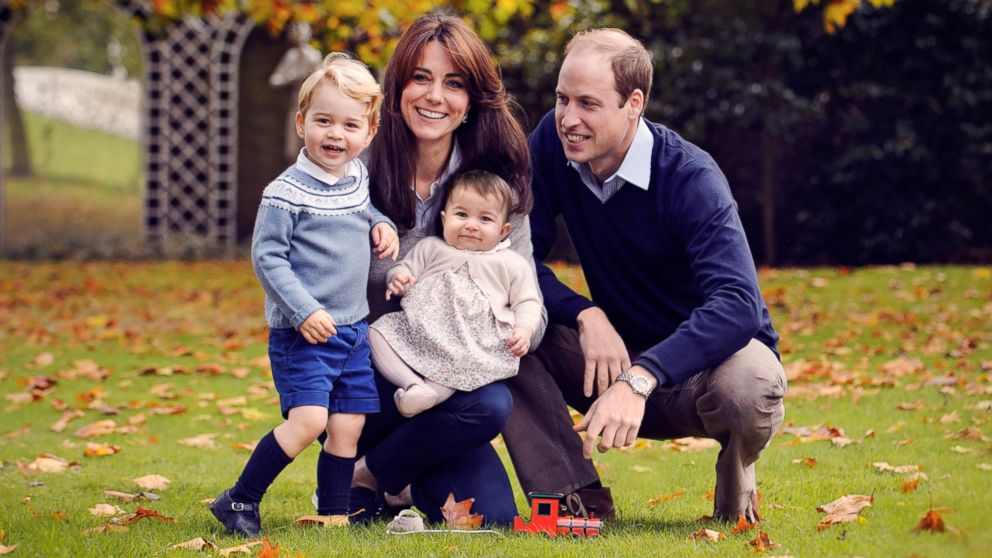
[630,375,651,394]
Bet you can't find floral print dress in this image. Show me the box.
[370,263,518,391]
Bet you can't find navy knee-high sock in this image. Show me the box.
[316,451,356,515]
[229,431,293,503]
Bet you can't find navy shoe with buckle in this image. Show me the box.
[348,486,385,524]
[210,489,261,537]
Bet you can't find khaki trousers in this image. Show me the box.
[502,325,787,521]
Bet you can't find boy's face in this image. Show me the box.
[440,187,511,252]
[296,80,376,179]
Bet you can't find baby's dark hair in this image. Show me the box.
[445,170,514,220]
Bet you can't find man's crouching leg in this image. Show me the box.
[696,339,786,523]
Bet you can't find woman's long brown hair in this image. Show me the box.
[367,13,532,230]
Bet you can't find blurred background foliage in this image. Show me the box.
[2,0,990,264]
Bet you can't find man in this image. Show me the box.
[503,29,786,523]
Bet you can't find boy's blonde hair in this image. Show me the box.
[447,170,515,221]
[298,52,383,128]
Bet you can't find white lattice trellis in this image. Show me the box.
[142,13,254,244]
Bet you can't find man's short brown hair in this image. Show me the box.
[564,28,653,113]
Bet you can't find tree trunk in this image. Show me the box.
[3,51,31,177]
[760,125,776,266]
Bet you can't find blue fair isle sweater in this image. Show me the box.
[251,154,394,329]
[529,111,779,387]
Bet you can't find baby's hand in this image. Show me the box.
[300,309,337,344]
[386,271,416,300]
[507,325,532,357]
[371,223,399,261]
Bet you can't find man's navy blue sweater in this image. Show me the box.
[529,111,779,386]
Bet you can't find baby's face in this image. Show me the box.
[296,80,375,178]
[440,187,511,251]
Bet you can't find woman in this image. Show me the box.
[351,13,545,526]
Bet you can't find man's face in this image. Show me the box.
[554,48,641,182]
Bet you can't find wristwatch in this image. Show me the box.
[616,370,655,399]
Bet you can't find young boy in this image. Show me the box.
[210,52,398,537]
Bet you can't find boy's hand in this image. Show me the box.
[507,325,533,356]
[371,223,399,261]
[300,309,337,344]
[385,271,416,300]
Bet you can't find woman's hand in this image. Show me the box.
[372,223,400,261]
[386,271,416,300]
[507,325,533,356]
[300,309,337,344]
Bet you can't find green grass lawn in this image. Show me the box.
[2,112,143,257]
[0,263,990,557]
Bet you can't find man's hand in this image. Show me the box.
[371,223,399,261]
[572,366,655,458]
[300,309,336,344]
[506,325,533,356]
[385,271,416,300]
[577,307,631,397]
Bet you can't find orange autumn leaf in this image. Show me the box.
[731,514,758,534]
[749,530,780,551]
[114,506,174,526]
[257,538,279,558]
[901,479,920,492]
[440,493,483,530]
[913,509,946,532]
[83,442,122,457]
[646,490,685,507]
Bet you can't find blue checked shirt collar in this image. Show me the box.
[568,118,653,203]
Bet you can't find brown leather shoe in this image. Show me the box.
[565,487,616,521]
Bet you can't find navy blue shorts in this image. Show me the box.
[268,321,380,418]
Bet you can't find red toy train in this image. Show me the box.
[513,493,603,537]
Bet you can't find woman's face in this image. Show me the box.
[400,40,470,147]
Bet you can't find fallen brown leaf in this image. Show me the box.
[133,474,171,491]
[32,353,55,367]
[901,480,920,493]
[89,504,125,517]
[0,544,17,554]
[83,443,122,458]
[230,442,257,452]
[3,425,30,438]
[21,454,69,474]
[114,507,174,526]
[177,434,217,449]
[218,541,262,556]
[646,490,685,507]
[295,515,349,528]
[792,457,817,468]
[74,419,116,439]
[50,410,84,433]
[84,524,128,534]
[690,527,726,542]
[731,514,758,534]
[817,494,873,515]
[103,490,137,502]
[440,493,483,530]
[898,401,926,411]
[168,537,217,551]
[913,509,946,533]
[872,462,921,474]
[749,531,780,551]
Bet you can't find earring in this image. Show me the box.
[462,112,469,124]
